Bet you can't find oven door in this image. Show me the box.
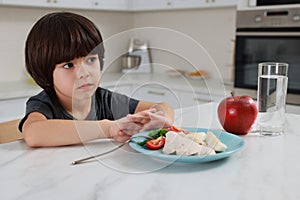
[234,30,300,105]
[256,0,300,6]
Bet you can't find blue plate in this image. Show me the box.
[129,128,245,164]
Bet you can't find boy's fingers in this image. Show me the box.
[114,134,131,142]
[126,114,149,123]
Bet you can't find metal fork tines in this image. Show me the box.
[71,135,153,165]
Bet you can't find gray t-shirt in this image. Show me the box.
[18,87,139,132]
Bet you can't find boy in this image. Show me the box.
[19,12,174,147]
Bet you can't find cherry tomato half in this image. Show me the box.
[169,125,181,132]
[168,125,189,134]
[146,136,166,150]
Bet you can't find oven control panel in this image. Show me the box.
[236,8,300,28]
[237,0,300,11]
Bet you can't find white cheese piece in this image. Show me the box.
[197,145,216,156]
[205,131,227,152]
[163,131,216,156]
[185,132,207,145]
[162,131,178,155]
[175,135,201,156]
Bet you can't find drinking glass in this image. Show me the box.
[256,62,288,136]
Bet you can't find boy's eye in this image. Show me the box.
[86,56,98,63]
[63,63,74,69]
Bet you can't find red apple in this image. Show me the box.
[217,93,258,135]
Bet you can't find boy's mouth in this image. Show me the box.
[77,83,93,90]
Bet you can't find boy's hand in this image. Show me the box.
[127,109,172,132]
[108,115,144,142]
[108,108,172,142]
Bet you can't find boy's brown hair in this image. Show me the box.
[25,12,104,93]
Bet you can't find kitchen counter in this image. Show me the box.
[0,80,41,100]
[0,72,231,100]
[0,102,299,200]
[99,72,231,95]
[1,72,299,119]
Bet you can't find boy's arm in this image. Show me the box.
[22,112,140,147]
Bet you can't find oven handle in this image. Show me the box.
[236,32,300,36]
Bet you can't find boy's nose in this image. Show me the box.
[77,64,89,79]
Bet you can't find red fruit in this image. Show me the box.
[217,93,258,135]
[146,136,165,150]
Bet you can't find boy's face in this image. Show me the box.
[53,54,101,103]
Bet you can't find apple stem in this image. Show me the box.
[231,91,235,101]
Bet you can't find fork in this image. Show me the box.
[71,135,153,165]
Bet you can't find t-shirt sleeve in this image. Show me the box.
[110,92,139,119]
[18,99,54,132]
[99,88,139,120]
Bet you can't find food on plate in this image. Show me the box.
[168,125,188,133]
[137,126,227,156]
[163,131,216,156]
[166,69,185,74]
[218,92,258,135]
[185,132,206,145]
[137,128,168,146]
[187,70,208,77]
[166,69,185,77]
[137,125,185,146]
[146,136,166,150]
[205,131,227,152]
[162,131,227,156]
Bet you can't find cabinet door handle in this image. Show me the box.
[147,90,165,96]
[193,97,211,103]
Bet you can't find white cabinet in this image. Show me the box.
[53,0,93,10]
[178,91,214,107]
[173,0,236,9]
[131,85,181,109]
[131,0,173,11]
[178,90,225,108]
[1,0,235,10]
[2,0,129,10]
[106,84,133,96]
[92,0,129,11]
[2,0,52,8]
[173,0,208,9]
[105,84,181,109]
[104,84,221,109]
[2,0,93,9]
[209,0,237,7]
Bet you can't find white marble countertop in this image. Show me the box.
[1,103,300,200]
[0,72,231,100]
[99,72,232,95]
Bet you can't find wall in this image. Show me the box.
[0,6,236,84]
[0,6,134,83]
[132,7,236,82]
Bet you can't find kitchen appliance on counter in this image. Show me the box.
[254,0,300,7]
[238,0,300,10]
[234,7,300,105]
[122,38,152,73]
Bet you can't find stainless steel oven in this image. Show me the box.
[234,8,300,105]
[248,0,300,7]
